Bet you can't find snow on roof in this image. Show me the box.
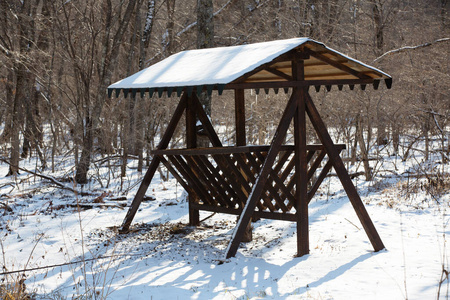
[108,37,391,95]
[109,38,310,89]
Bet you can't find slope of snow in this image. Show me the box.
[1,140,448,299]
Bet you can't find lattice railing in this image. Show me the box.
[152,144,345,221]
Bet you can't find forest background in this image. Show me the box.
[0,0,449,185]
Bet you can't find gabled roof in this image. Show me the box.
[108,37,392,98]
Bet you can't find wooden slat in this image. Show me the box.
[293,54,309,256]
[197,155,242,208]
[307,150,327,181]
[230,50,296,84]
[184,155,228,208]
[266,67,293,81]
[191,155,234,208]
[212,154,253,206]
[273,150,293,174]
[232,153,271,211]
[169,155,215,206]
[305,74,358,80]
[267,170,294,212]
[251,151,290,212]
[158,155,192,193]
[308,160,333,203]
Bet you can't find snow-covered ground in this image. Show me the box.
[1,139,448,299]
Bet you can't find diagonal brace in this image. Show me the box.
[119,94,188,233]
[224,90,300,259]
[304,92,385,251]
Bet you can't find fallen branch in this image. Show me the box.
[0,202,13,212]
[0,157,91,196]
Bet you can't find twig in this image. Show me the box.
[0,253,143,276]
[374,38,450,62]
[200,212,216,223]
[344,218,361,231]
[0,202,13,212]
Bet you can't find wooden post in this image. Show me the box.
[120,94,188,233]
[235,89,252,242]
[235,89,246,146]
[304,92,385,252]
[186,95,200,226]
[292,55,309,256]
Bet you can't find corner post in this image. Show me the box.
[235,89,252,242]
[293,53,309,256]
[186,94,200,226]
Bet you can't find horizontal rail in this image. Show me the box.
[151,144,345,156]
[190,203,297,221]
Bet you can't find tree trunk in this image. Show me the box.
[74,0,137,184]
[8,63,26,176]
[166,0,176,56]
[0,70,14,143]
[356,114,372,181]
[196,0,215,148]
[392,122,399,156]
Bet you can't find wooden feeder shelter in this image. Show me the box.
[108,38,392,259]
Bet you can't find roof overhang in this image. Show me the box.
[108,38,392,98]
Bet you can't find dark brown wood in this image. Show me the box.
[307,150,326,181]
[158,155,191,193]
[191,93,223,147]
[266,67,293,81]
[273,150,293,174]
[251,151,290,212]
[190,203,298,221]
[196,155,241,208]
[184,155,228,208]
[308,160,333,203]
[234,89,252,242]
[191,155,234,208]
[186,95,197,148]
[186,95,199,225]
[304,92,385,252]
[226,78,375,90]
[225,91,299,259]
[235,89,246,146]
[171,155,216,206]
[151,144,343,156]
[119,93,188,233]
[293,55,309,257]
